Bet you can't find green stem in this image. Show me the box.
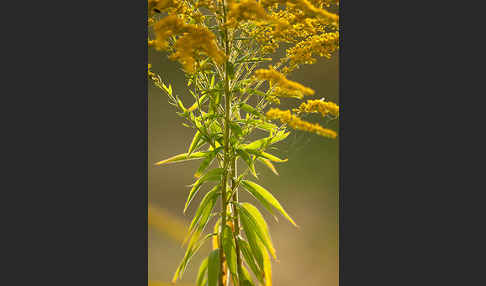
[219,1,231,285]
[231,158,243,280]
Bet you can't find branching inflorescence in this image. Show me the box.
[148,0,339,285]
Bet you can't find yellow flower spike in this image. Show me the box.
[266,108,337,138]
[227,0,269,26]
[255,67,315,98]
[295,98,340,117]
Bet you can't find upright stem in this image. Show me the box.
[231,158,244,280]
[219,1,231,285]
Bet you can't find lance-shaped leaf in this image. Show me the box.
[245,150,288,163]
[212,218,221,250]
[196,257,209,286]
[240,180,298,227]
[184,168,224,213]
[236,149,257,178]
[222,225,238,285]
[252,120,278,132]
[261,241,272,286]
[195,146,222,178]
[241,265,256,286]
[188,130,202,157]
[172,232,216,282]
[187,93,209,112]
[242,131,289,151]
[238,237,263,284]
[257,158,279,176]
[187,185,220,236]
[238,203,276,259]
[207,249,221,286]
[154,151,208,166]
[240,103,262,117]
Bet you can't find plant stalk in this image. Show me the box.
[219,0,231,285]
[231,158,244,280]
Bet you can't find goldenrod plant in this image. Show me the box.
[148,0,339,285]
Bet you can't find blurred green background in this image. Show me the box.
[148,49,339,286]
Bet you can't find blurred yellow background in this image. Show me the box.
[148,50,339,286]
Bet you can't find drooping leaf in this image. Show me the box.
[257,158,279,176]
[240,103,262,117]
[258,152,287,163]
[238,203,276,259]
[240,265,256,286]
[252,120,277,132]
[154,151,208,166]
[261,241,272,286]
[238,237,263,284]
[222,225,238,284]
[195,146,222,178]
[187,93,209,112]
[207,249,221,286]
[188,185,220,234]
[173,233,215,282]
[269,131,290,145]
[212,218,221,250]
[242,132,290,152]
[196,257,209,286]
[236,149,257,178]
[184,168,224,213]
[241,180,298,227]
[188,130,202,157]
[229,121,243,138]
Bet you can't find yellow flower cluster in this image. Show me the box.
[294,99,339,117]
[254,67,315,98]
[285,31,339,71]
[227,0,268,26]
[292,0,338,21]
[169,26,226,74]
[152,15,226,73]
[266,108,337,138]
[260,0,338,22]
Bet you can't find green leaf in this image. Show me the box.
[207,249,221,286]
[238,202,276,259]
[229,121,243,138]
[177,98,187,112]
[245,150,287,163]
[269,131,290,145]
[261,242,272,286]
[258,152,287,163]
[241,265,256,286]
[184,168,224,213]
[240,103,262,117]
[188,185,220,234]
[210,74,215,89]
[173,232,215,282]
[195,146,222,178]
[236,149,257,178]
[238,238,263,284]
[154,151,208,166]
[257,158,279,176]
[241,180,297,227]
[241,131,290,152]
[196,257,209,286]
[188,131,202,157]
[253,120,277,132]
[188,93,208,112]
[222,225,238,284]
